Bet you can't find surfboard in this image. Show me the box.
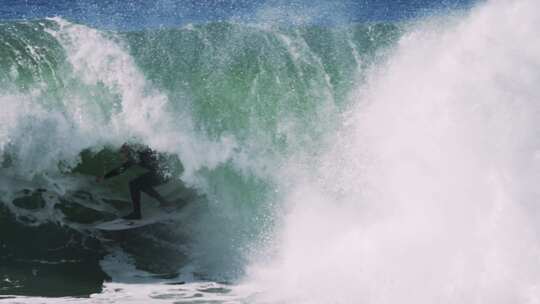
[95,202,187,231]
[95,215,170,230]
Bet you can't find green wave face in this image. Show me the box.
[125,23,399,141]
[0,18,401,294]
[0,19,400,160]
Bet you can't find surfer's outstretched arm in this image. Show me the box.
[103,161,134,179]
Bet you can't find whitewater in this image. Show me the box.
[2,0,540,303]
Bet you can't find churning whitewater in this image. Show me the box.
[243,1,540,303]
[2,0,540,303]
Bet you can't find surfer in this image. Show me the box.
[96,143,172,220]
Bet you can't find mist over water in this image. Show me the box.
[243,0,540,303]
[0,7,395,297]
[2,0,540,302]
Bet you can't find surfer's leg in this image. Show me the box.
[138,172,171,207]
[142,187,170,206]
[125,176,146,219]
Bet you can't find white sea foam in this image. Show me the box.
[44,17,238,185]
[244,0,540,303]
[5,0,539,302]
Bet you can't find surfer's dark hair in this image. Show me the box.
[120,143,135,154]
[119,144,139,162]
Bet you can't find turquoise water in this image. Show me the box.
[0,17,400,297]
[4,0,540,303]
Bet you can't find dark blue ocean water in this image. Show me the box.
[2,0,477,29]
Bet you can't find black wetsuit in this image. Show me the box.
[104,147,168,218]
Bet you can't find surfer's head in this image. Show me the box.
[120,143,131,153]
[119,143,134,160]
